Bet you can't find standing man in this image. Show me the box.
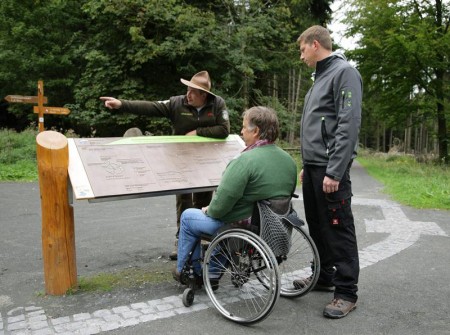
[100,71,230,261]
[295,25,362,319]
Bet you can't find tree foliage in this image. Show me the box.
[72,0,327,136]
[0,0,87,129]
[0,1,349,146]
[345,0,449,162]
[1,0,333,137]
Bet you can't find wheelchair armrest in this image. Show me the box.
[282,209,305,228]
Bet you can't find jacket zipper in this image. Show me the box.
[321,117,330,156]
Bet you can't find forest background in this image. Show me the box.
[0,0,449,163]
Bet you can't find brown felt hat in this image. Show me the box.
[180,71,216,96]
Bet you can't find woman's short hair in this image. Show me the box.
[242,106,279,142]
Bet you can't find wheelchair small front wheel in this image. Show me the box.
[182,288,195,307]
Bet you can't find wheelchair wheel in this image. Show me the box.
[276,225,320,297]
[254,225,319,297]
[182,288,195,307]
[203,229,280,325]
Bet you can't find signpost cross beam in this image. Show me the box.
[4,80,70,132]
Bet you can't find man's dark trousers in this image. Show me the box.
[302,163,359,302]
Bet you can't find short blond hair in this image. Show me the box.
[297,25,332,51]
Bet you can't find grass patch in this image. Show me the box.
[0,160,38,181]
[357,151,450,210]
[73,265,172,293]
[0,128,38,181]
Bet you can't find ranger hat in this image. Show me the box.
[180,71,216,96]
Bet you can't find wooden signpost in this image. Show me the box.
[5,80,70,132]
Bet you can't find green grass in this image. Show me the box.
[74,266,172,293]
[0,128,38,181]
[357,151,450,210]
[35,264,173,295]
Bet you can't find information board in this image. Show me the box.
[68,135,245,202]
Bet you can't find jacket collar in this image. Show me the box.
[315,54,335,76]
[315,51,347,77]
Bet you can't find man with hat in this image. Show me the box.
[100,71,230,260]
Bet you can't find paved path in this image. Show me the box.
[1,161,449,335]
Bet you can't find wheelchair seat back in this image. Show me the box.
[252,197,303,257]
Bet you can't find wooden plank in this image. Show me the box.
[33,106,70,115]
[5,95,48,104]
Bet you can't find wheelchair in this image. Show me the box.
[178,196,320,325]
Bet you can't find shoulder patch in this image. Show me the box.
[222,110,229,120]
[158,100,170,105]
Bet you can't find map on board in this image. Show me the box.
[68,135,245,201]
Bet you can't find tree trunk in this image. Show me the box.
[289,69,302,145]
[375,121,380,151]
[389,129,393,152]
[404,115,412,154]
[435,74,448,163]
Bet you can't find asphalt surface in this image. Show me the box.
[0,161,449,334]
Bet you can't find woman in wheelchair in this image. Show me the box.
[172,106,298,289]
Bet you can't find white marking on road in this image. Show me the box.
[352,198,447,268]
[0,296,12,309]
[2,197,447,334]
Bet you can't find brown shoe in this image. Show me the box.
[173,268,203,288]
[172,267,181,283]
[323,298,356,319]
[293,276,335,292]
[169,239,178,261]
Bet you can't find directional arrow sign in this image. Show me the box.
[352,198,447,269]
[295,196,447,269]
[5,95,48,104]
[33,106,70,115]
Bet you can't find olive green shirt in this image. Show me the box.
[119,95,230,138]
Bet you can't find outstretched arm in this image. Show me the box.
[99,97,122,109]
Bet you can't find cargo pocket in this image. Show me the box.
[326,189,353,228]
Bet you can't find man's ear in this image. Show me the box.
[313,40,320,50]
[253,126,260,138]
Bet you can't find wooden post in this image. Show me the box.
[37,80,45,132]
[36,130,77,295]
